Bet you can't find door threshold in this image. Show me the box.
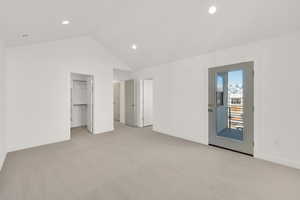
[209,144,253,157]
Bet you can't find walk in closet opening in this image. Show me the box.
[70,73,94,137]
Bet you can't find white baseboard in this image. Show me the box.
[4,127,300,171]
[93,128,114,135]
[255,153,300,170]
[7,128,114,153]
[93,127,114,135]
[8,137,70,152]
[153,128,208,146]
[0,152,7,171]
[154,128,300,170]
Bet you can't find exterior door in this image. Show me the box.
[125,80,136,126]
[113,82,120,121]
[208,62,254,155]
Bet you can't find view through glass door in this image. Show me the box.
[209,62,254,155]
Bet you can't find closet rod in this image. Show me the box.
[73,79,88,82]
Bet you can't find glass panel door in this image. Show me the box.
[208,62,254,155]
[216,70,244,141]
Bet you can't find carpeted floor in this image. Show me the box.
[0,122,300,200]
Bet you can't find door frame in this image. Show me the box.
[70,72,94,136]
[87,76,94,134]
[208,61,254,155]
[113,82,121,122]
[142,79,153,127]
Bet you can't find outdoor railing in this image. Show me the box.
[228,105,244,130]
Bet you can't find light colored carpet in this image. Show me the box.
[0,122,300,200]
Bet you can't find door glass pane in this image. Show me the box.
[216,70,244,141]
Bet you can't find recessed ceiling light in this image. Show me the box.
[131,44,137,50]
[208,5,217,15]
[61,20,70,25]
[21,34,29,38]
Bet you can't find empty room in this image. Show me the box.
[0,0,300,199]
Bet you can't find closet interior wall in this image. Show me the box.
[71,73,89,128]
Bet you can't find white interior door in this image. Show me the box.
[113,82,120,121]
[86,77,94,133]
[125,80,136,126]
[143,80,153,126]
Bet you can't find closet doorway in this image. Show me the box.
[70,73,94,137]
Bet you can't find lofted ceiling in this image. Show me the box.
[1,0,300,69]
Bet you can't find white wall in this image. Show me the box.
[5,36,129,152]
[119,82,126,123]
[113,82,120,121]
[143,80,153,126]
[0,40,6,170]
[136,80,143,127]
[113,69,133,81]
[133,31,300,169]
[136,80,153,127]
